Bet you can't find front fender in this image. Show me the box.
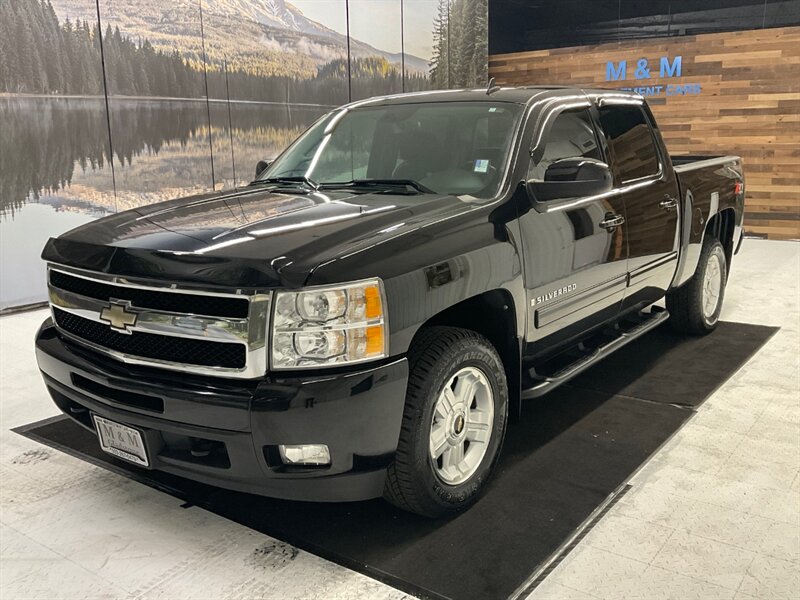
[306,206,526,357]
[383,242,525,355]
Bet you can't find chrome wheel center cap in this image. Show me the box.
[445,408,467,442]
[453,414,465,436]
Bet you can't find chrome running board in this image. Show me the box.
[521,308,670,399]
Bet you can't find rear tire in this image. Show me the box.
[384,326,508,518]
[666,236,727,335]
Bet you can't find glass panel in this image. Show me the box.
[264,101,522,199]
[402,0,437,92]
[428,0,489,88]
[529,110,602,181]
[349,0,403,101]
[0,0,114,309]
[200,0,344,187]
[98,0,213,210]
[599,105,659,182]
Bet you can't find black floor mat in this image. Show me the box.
[15,322,777,600]
[565,321,778,407]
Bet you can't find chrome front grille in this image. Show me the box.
[47,266,270,378]
[49,269,250,318]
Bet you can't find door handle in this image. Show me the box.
[660,196,679,210]
[599,213,625,230]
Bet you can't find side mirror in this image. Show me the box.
[255,159,273,178]
[527,158,613,202]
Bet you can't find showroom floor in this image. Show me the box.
[1,239,798,600]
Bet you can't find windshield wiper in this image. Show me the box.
[318,179,435,195]
[250,176,319,191]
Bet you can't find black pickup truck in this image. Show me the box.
[36,87,744,517]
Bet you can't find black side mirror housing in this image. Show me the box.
[255,159,273,179]
[527,157,613,203]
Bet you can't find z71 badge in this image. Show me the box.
[531,284,577,307]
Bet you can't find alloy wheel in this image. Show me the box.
[429,366,494,485]
[703,252,723,320]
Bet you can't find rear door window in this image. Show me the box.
[598,105,660,183]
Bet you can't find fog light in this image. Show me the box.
[278,444,331,466]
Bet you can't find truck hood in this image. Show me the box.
[42,185,479,288]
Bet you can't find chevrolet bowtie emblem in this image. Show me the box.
[100,301,137,334]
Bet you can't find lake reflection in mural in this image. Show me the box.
[0,96,325,309]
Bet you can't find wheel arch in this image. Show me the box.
[408,289,523,422]
[674,196,737,288]
[704,207,736,274]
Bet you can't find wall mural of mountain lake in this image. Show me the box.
[0,0,488,310]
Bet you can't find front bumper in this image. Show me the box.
[35,320,408,502]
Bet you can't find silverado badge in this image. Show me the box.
[531,284,577,307]
[100,301,137,334]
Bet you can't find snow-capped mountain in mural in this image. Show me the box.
[50,0,429,76]
[210,0,332,36]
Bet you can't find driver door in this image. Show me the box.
[517,103,628,354]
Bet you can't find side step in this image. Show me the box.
[521,308,670,399]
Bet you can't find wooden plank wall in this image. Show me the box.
[489,26,800,240]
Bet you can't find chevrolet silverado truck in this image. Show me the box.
[36,87,744,517]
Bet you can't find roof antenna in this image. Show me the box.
[486,77,501,95]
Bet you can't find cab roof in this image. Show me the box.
[343,86,643,108]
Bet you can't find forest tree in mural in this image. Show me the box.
[430,0,489,88]
[0,0,103,95]
[0,0,432,104]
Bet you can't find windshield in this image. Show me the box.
[258,101,523,199]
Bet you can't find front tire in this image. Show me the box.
[666,236,728,335]
[384,326,508,518]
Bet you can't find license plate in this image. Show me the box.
[93,415,149,467]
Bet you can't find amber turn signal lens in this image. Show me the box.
[365,325,384,355]
[365,285,383,320]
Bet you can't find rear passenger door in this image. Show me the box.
[596,100,680,310]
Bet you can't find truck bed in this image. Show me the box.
[671,154,743,227]
[671,154,741,173]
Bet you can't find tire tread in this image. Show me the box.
[384,326,506,517]
[666,236,726,335]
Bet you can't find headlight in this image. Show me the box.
[271,278,388,369]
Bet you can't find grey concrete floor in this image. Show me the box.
[1,239,798,600]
